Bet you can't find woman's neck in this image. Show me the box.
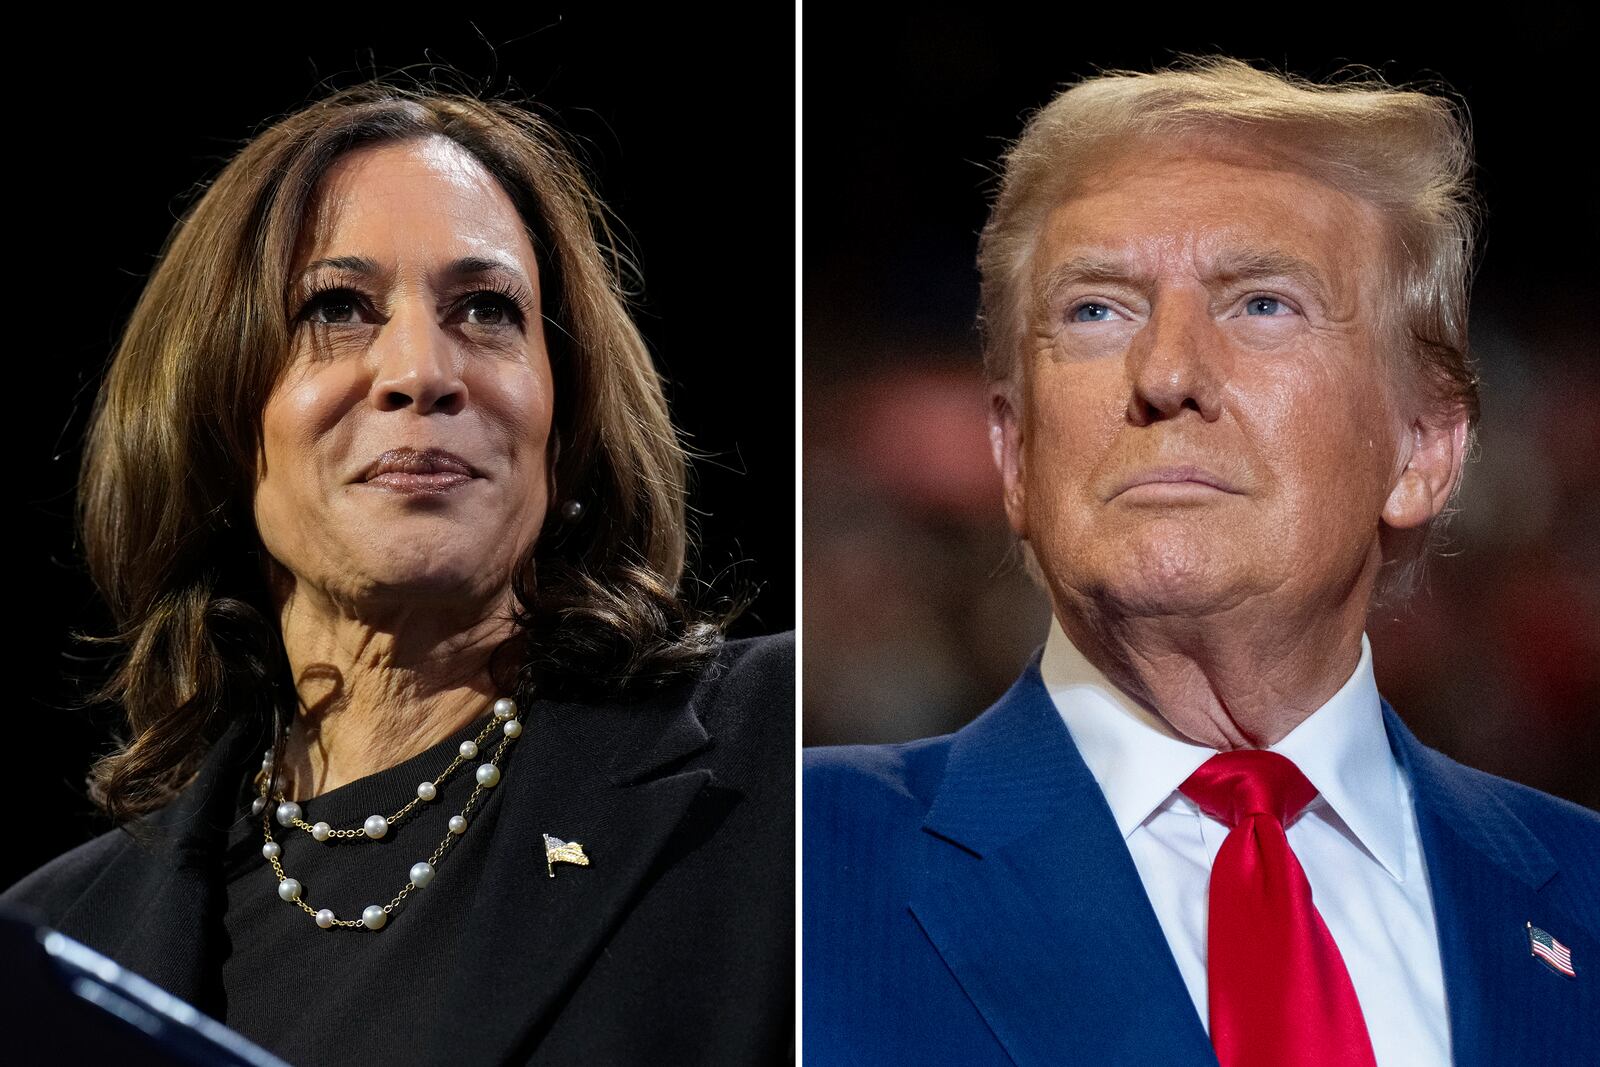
[273,583,517,799]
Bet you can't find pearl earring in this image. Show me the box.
[560,498,585,522]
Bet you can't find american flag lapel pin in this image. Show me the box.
[544,833,590,878]
[1527,922,1576,978]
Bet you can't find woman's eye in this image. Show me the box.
[1070,302,1113,323]
[459,293,522,328]
[300,289,369,325]
[1244,296,1288,317]
[296,288,523,328]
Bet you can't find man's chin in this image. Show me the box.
[1041,548,1263,622]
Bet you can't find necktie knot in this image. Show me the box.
[1183,747,1376,1066]
[1179,749,1319,829]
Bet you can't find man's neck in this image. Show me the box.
[1050,593,1369,751]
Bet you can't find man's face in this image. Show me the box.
[995,144,1419,623]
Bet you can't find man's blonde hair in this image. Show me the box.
[978,55,1482,605]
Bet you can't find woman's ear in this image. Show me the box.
[1381,408,1471,530]
[545,425,563,507]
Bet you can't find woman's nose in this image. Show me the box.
[1123,290,1224,426]
[367,303,467,415]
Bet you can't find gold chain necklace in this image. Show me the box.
[250,697,523,930]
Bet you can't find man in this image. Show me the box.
[804,57,1598,1066]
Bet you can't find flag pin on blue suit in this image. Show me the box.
[1527,922,1576,977]
[545,833,590,878]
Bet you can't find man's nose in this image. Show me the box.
[367,302,466,415]
[1123,291,1224,425]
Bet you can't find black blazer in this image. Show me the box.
[3,631,794,1066]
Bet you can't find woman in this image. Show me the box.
[2,79,792,1066]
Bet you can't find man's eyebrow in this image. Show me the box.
[1035,253,1149,306]
[1034,247,1340,309]
[1203,248,1333,298]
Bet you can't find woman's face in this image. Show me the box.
[254,134,555,615]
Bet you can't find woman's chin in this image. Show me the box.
[328,560,510,607]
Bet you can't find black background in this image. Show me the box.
[13,14,794,888]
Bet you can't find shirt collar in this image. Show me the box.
[1039,616,1407,882]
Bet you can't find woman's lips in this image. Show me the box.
[362,471,474,493]
[357,447,478,493]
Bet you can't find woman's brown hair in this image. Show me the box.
[79,78,730,824]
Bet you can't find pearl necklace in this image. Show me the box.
[251,696,524,931]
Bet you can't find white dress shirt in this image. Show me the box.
[1039,616,1452,1067]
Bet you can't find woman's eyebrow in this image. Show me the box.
[299,254,386,280]
[441,255,526,282]
[297,254,529,286]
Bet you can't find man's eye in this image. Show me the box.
[1070,302,1113,323]
[1244,296,1288,317]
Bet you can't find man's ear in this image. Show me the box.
[990,385,1028,539]
[1381,407,1470,530]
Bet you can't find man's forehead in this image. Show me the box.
[1030,147,1384,312]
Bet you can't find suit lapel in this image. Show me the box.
[50,680,729,1064]
[416,683,727,1064]
[1383,701,1597,1066]
[912,679,1599,1066]
[55,712,269,1018]
[909,663,1217,1067]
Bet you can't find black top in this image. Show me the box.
[220,711,512,1065]
[4,632,794,1066]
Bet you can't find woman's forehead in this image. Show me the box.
[293,135,538,280]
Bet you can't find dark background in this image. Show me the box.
[803,13,1599,810]
[12,15,794,889]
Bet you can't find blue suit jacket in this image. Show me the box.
[804,657,1600,1066]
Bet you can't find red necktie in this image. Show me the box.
[1179,750,1377,1067]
